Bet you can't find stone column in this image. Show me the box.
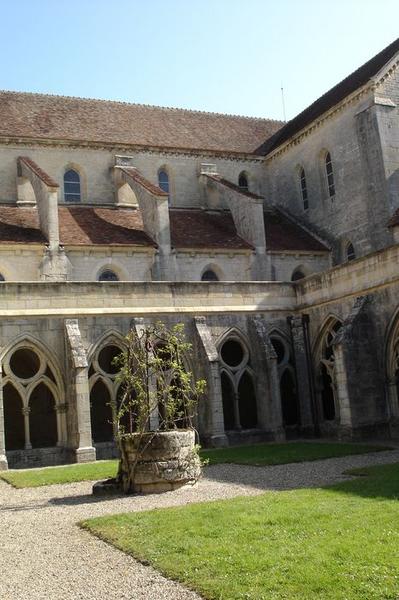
[232,391,241,431]
[22,406,32,449]
[55,403,68,446]
[0,369,8,470]
[249,316,285,439]
[288,315,314,432]
[387,378,399,419]
[194,317,228,447]
[65,319,96,463]
[74,366,96,463]
[333,345,352,429]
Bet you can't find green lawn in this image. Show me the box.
[82,462,399,600]
[0,459,118,488]
[201,441,389,466]
[0,441,389,488]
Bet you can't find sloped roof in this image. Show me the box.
[204,174,264,199]
[58,207,156,246]
[0,205,156,247]
[0,206,45,244]
[265,209,329,252]
[169,209,253,250]
[0,91,282,155]
[258,37,399,156]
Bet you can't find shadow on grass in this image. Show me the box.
[326,462,399,500]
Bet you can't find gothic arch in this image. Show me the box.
[217,329,257,430]
[62,162,87,202]
[1,337,65,450]
[1,334,65,399]
[87,330,126,364]
[384,305,399,417]
[312,315,343,423]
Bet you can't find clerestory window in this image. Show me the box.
[325,152,335,198]
[64,169,81,202]
[158,170,170,198]
[238,173,248,191]
[299,167,308,210]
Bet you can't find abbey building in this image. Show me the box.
[0,38,399,469]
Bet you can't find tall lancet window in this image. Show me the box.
[325,152,335,198]
[64,169,81,202]
[300,167,308,210]
[158,170,170,201]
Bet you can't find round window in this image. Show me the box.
[98,345,122,375]
[10,348,40,379]
[221,339,245,368]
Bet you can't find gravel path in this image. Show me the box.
[1,448,399,600]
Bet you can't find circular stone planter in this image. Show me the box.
[118,429,201,494]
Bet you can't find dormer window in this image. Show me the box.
[325,152,335,198]
[238,173,248,191]
[64,169,81,202]
[300,167,308,210]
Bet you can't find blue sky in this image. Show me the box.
[1,0,398,120]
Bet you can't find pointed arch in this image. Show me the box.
[89,378,114,443]
[385,305,399,378]
[28,381,58,448]
[87,329,127,364]
[3,382,25,450]
[1,334,65,400]
[220,370,236,430]
[216,326,250,353]
[311,314,343,358]
[237,369,257,429]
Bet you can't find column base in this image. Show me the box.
[75,446,96,463]
[205,433,228,448]
[0,454,8,471]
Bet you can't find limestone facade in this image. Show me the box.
[0,39,399,468]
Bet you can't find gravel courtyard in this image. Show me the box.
[1,448,399,600]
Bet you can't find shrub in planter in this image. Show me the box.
[113,322,206,494]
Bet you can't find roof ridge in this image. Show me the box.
[0,89,284,124]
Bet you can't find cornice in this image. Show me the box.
[264,84,372,162]
[0,135,264,164]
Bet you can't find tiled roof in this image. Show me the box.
[265,209,329,252]
[58,206,156,246]
[387,208,399,227]
[258,37,399,156]
[0,205,156,247]
[19,156,59,188]
[169,209,253,250]
[205,174,264,199]
[118,167,168,196]
[0,91,283,155]
[0,206,45,244]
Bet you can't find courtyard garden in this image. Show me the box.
[82,461,399,600]
[0,440,389,488]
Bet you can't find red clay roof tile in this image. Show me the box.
[0,91,283,155]
[169,209,253,250]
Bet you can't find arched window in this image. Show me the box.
[98,269,119,282]
[299,167,308,210]
[238,172,248,191]
[291,268,305,282]
[201,269,219,281]
[2,343,63,453]
[219,334,257,431]
[158,170,170,197]
[325,152,335,198]
[346,242,356,262]
[64,169,81,202]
